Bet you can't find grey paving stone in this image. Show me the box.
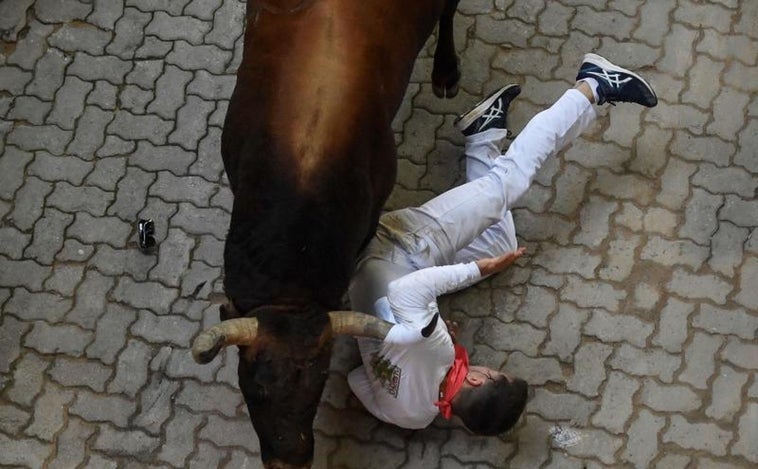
[529,388,596,425]
[24,383,75,441]
[48,182,112,217]
[693,304,757,341]
[135,36,174,59]
[157,345,219,382]
[591,371,640,433]
[86,157,127,191]
[706,364,748,421]
[25,49,70,100]
[198,414,261,453]
[7,124,72,155]
[0,65,32,94]
[65,269,114,329]
[68,106,112,160]
[657,156,698,210]
[562,428,624,465]
[107,338,152,397]
[652,298,695,353]
[532,245,600,280]
[0,403,30,434]
[169,95,214,150]
[670,131,735,167]
[543,303,588,362]
[566,342,613,397]
[205,0,245,49]
[87,0,124,30]
[175,380,241,417]
[592,168,656,205]
[93,424,160,458]
[721,337,757,370]
[4,287,72,323]
[108,166,155,221]
[48,355,112,392]
[28,151,93,185]
[129,140,197,174]
[0,257,52,291]
[193,234,224,267]
[131,309,198,347]
[24,207,74,264]
[25,321,93,356]
[561,276,625,311]
[610,343,680,383]
[209,185,232,211]
[85,304,136,366]
[0,226,30,259]
[127,0,191,15]
[184,0,222,19]
[573,6,635,41]
[70,390,137,428]
[150,171,217,207]
[513,284,557,327]
[87,80,118,109]
[734,257,758,310]
[640,236,709,270]
[0,433,51,468]
[584,309,653,348]
[732,402,758,463]
[47,418,96,469]
[735,120,758,173]
[4,352,48,407]
[504,351,563,385]
[667,268,732,305]
[69,52,132,84]
[0,0,35,42]
[119,84,154,113]
[157,407,203,466]
[7,95,51,125]
[208,99,227,126]
[0,315,29,373]
[166,40,232,74]
[149,228,194,286]
[133,374,180,434]
[146,11,211,45]
[663,415,731,456]
[550,163,591,216]
[56,238,94,262]
[573,197,617,248]
[476,318,545,356]
[642,207,678,236]
[97,135,134,157]
[68,212,132,247]
[679,331,723,389]
[640,379,701,412]
[35,0,91,22]
[0,146,33,200]
[171,202,229,239]
[681,55,725,109]
[721,195,758,228]
[108,109,173,145]
[654,454,692,469]
[621,409,666,468]
[112,278,178,314]
[126,60,164,90]
[106,7,151,59]
[187,70,235,100]
[48,22,113,55]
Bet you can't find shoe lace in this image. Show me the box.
[477,98,504,131]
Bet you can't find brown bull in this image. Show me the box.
[192,0,461,467]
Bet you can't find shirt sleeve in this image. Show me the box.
[386,262,481,325]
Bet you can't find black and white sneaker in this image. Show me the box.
[454,84,521,136]
[576,53,657,107]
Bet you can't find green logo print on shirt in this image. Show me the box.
[370,353,401,398]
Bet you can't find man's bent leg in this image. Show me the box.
[401,88,596,268]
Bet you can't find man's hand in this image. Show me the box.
[475,247,526,277]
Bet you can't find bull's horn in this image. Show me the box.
[328,311,393,340]
[192,318,259,364]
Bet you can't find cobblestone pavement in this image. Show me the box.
[0,0,756,468]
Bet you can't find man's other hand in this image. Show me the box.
[475,247,526,277]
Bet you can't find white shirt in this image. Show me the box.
[348,261,481,429]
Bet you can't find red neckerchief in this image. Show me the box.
[435,343,469,419]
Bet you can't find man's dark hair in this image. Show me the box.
[452,377,528,435]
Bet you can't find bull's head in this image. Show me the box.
[192,303,392,469]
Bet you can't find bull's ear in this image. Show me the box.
[220,304,230,320]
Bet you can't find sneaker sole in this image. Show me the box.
[454,83,521,131]
[582,53,657,106]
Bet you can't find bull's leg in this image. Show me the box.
[431,0,461,98]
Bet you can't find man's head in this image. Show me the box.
[451,366,528,436]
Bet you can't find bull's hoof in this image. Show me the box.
[432,69,461,98]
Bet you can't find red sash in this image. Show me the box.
[434,343,469,419]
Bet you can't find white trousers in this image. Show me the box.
[349,89,596,313]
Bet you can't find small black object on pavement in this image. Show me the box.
[137,219,156,253]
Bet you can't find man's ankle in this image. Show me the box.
[574,80,596,104]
